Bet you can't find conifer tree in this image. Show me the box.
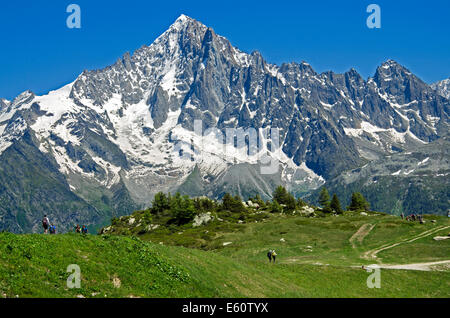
[151,192,169,214]
[348,192,370,211]
[273,185,289,204]
[318,187,330,209]
[330,194,343,214]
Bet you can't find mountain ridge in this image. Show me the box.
[0,14,449,232]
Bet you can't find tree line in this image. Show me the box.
[318,187,370,214]
[148,186,370,225]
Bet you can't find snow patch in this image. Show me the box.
[417,157,429,166]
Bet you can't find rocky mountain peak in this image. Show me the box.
[373,59,431,105]
[374,59,412,81]
[0,98,9,110]
[11,90,35,108]
[431,78,450,99]
[171,14,201,29]
[68,14,243,108]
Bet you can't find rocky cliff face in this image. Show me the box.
[0,15,449,232]
[432,78,450,100]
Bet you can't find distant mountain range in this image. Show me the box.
[0,15,449,233]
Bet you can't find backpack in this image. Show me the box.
[42,218,48,226]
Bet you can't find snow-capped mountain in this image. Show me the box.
[431,78,450,100]
[1,15,449,232]
[0,98,9,110]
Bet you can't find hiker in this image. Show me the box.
[271,250,277,263]
[81,225,88,235]
[267,250,273,263]
[400,213,404,220]
[49,224,56,234]
[75,224,81,233]
[412,214,416,221]
[42,215,50,234]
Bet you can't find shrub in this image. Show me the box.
[270,200,283,213]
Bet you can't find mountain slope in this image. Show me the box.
[0,15,449,231]
[0,129,101,232]
[313,137,450,215]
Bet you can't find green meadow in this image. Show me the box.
[1,211,449,298]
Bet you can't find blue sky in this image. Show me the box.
[0,0,449,100]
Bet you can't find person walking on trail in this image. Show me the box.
[267,250,273,263]
[81,225,88,234]
[42,215,50,234]
[75,224,81,233]
[49,224,56,234]
[401,212,404,220]
[271,250,277,263]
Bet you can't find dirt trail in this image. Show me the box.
[362,225,450,260]
[284,259,450,272]
[367,260,450,271]
[349,223,375,248]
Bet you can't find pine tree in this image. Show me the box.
[220,193,246,212]
[286,194,297,212]
[169,192,182,212]
[273,185,289,204]
[318,187,330,209]
[232,195,246,212]
[151,192,169,214]
[172,195,196,225]
[330,194,343,214]
[221,193,234,211]
[348,192,370,211]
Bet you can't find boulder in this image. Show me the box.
[433,236,450,241]
[146,224,160,231]
[246,201,259,208]
[193,212,214,227]
[298,206,315,216]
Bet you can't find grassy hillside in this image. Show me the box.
[1,211,449,298]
